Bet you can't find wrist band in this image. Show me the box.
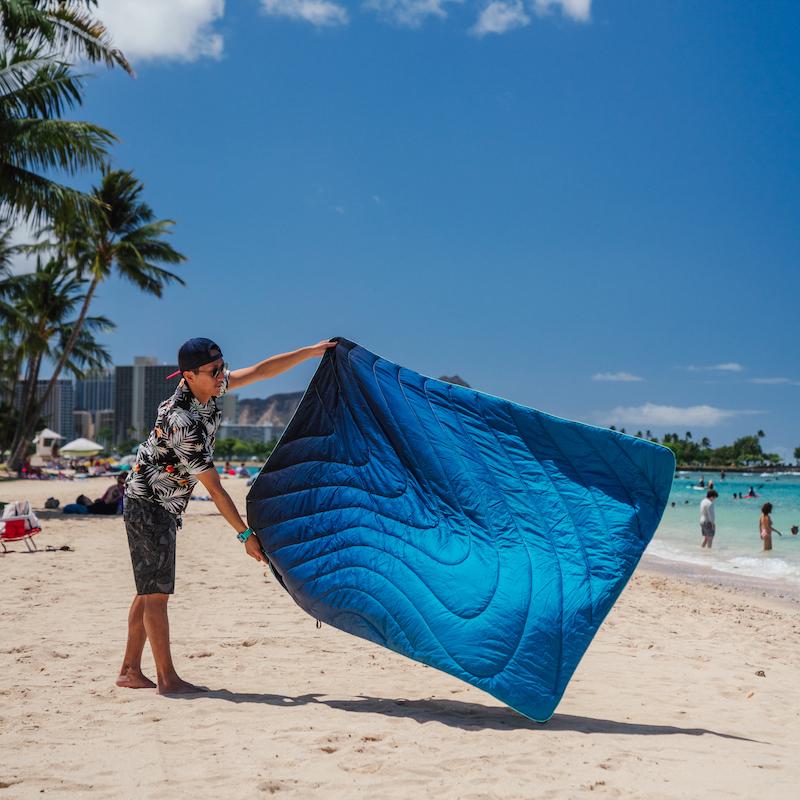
[237,527,254,543]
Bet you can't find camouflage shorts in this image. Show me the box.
[124,496,179,595]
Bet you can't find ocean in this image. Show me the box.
[649,471,800,590]
[233,465,800,591]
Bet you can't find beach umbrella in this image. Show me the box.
[59,437,103,456]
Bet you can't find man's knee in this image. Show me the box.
[142,593,170,607]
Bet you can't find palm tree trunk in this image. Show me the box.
[7,276,99,470]
[8,352,42,467]
[9,353,38,454]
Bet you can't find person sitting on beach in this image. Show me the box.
[760,503,774,551]
[88,473,127,515]
[236,463,249,478]
[117,336,336,694]
[700,489,718,549]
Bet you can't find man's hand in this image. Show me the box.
[304,339,338,359]
[244,535,267,563]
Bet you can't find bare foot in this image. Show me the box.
[157,678,208,695]
[116,670,157,689]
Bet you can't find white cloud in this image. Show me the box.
[363,0,463,28]
[533,0,591,22]
[4,218,41,274]
[597,402,757,428]
[471,1,530,36]
[96,0,225,62]
[748,377,800,386]
[261,0,349,26]
[591,371,643,383]
[686,362,744,373]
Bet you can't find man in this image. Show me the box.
[117,336,336,693]
[699,489,718,549]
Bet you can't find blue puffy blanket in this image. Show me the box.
[246,339,674,721]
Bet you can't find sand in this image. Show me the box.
[1,476,799,799]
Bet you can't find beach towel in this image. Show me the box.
[246,339,674,721]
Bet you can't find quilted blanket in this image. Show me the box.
[246,339,674,721]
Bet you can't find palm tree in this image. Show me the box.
[701,437,711,449]
[7,169,186,468]
[1,255,112,457]
[757,430,765,439]
[0,0,131,74]
[685,431,692,441]
[0,223,17,273]
[0,46,116,223]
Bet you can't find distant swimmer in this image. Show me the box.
[760,503,774,551]
[746,486,758,498]
[700,490,718,549]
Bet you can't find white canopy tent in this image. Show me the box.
[58,437,103,457]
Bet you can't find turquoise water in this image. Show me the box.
[650,472,800,588]
[227,464,800,588]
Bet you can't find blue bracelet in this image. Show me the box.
[237,527,254,543]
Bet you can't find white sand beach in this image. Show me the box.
[1,477,799,799]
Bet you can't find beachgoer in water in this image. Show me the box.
[708,479,715,491]
[791,525,798,536]
[700,489,718,549]
[760,503,774,551]
[698,476,705,488]
[746,486,757,498]
[117,336,336,694]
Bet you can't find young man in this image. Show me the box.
[117,336,336,693]
[699,489,718,549]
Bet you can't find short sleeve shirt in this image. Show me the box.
[125,371,229,515]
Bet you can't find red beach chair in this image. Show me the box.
[1,500,41,552]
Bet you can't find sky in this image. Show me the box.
[12,1,800,459]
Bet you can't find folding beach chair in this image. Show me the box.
[1,500,42,552]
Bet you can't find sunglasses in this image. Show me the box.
[196,362,226,379]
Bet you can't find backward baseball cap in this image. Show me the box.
[165,338,223,379]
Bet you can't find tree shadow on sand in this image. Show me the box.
[173,690,761,741]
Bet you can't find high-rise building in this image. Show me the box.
[75,369,114,412]
[15,379,75,441]
[221,392,238,423]
[73,410,94,439]
[94,410,115,447]
[114,357,178,443]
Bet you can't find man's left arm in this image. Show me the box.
[228,340,337,391]
[195,468,267,563]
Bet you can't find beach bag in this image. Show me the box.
[45,497,60,509]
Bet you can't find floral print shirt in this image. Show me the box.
[125,372,229,515]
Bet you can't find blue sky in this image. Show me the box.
[19,1,800,458]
